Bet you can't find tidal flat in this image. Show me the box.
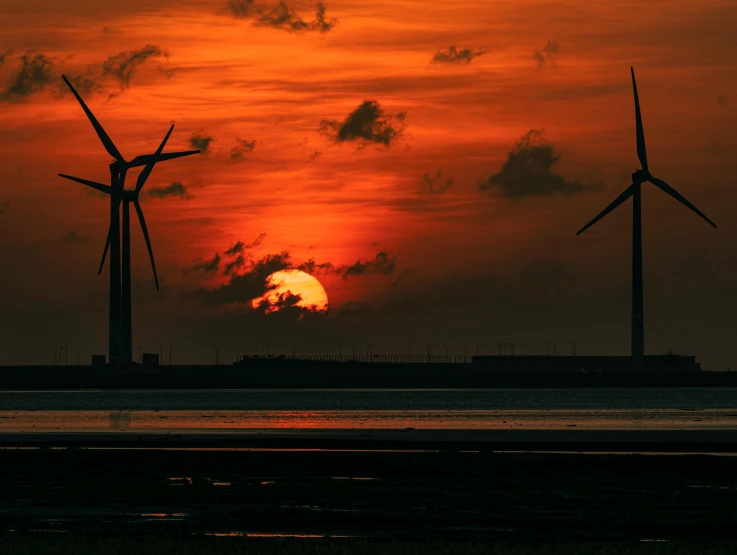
[1,449,736,542]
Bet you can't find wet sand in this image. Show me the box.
[2,449,737,541]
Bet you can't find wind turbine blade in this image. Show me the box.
[576,184,636,235]
[631,66,648,171]
[58,174,112,195]
[648,176,717,229]
[61,75,124,162]
[133,199,159,291]
[135,124,175,193]
[98,226,112,275]
[128,150,199,168]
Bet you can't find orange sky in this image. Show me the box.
[1,0,736,367]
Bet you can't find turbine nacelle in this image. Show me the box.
[59,74,201,293]
[632,169,650,183]
[578,66,716,236]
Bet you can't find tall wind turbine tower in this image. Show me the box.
[58,75,199,365]
[576,67,717,362]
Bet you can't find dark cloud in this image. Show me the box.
[189,253,221,275]
[0,48,12,67]
[187,248,399,306]
[224,0,258,17]
[101,44,169,89]
[339,250,397,279]
[533,40,559,69]
[479,129,593,198]
[253,290,305,315]
[297,259,337,274]
[716,93,728,107]
[310,2,339,33]
[431,46,486,65]
[319,100,407,147]
[187,251,292,305]
[224,0,338,33]
[308,150,322,161]
[1,45,171,102]
[147,182,192,200]
[229,137,256,162]
[60,229,89,244]
[224,255,246,276]
[225,233,267,256]
[102,27,117,34]
[418,171,453,195]
[176,256,591,361]
[1,52,59,100]
[190,131,216,153]
[225,242,246,257]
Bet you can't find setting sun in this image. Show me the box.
[251,270,329,314]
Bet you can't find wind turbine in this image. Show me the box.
[576,66,716,362]
[58,74,199,365]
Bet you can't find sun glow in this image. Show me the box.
[252,269,329,314]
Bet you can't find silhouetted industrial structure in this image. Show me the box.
[0,353,720,390]
[470,354,701,373]
[58,75,199,366]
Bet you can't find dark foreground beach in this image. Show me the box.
[3,536,737,555]
[2,446,737,544]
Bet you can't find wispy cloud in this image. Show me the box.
[225,233,267,256]
[147,182,192,200]
[338,250,397,279]
[224,0,338,33]
[418,171,453,195]
[1,52,59,101]
[102,44,169,89]
[229,137,256,162]
[189,253,221,275]
[1,45,172,102]
[533,40,559,69]
[431,46,486,65]
[187,248,399,305]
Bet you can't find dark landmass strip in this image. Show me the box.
[2,449,737,542]
[2,362,737,389]
[4,429,737,453]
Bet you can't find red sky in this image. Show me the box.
[1,0,736,368]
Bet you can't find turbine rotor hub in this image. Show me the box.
[632,169,650,183]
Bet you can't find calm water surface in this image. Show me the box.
[1,388,736,432]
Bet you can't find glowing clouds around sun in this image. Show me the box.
[252,269,329,314]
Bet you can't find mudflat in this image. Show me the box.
[1,448,736,542]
